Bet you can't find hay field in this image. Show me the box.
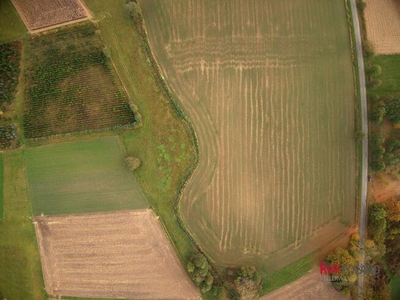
[11,0,89,32]
[34,209,200,299]
[25,136,148,215]
[364,0,400,54]
[140,0,356,272]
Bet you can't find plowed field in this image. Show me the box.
[140,0,356,272]
[364,0,400,54]
[34,210,200,299]
[11,0,89,32]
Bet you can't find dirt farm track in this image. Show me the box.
[34,210,200,299]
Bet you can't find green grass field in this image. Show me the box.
[373,55,400,97]
[140,0,356,274]
[0,0,27,44]
[0,154,3,218]
[391,271,400,300]
[0,151,45,299]
[83,0,197,265]
[25,136,148,215]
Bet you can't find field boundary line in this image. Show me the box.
[349,0,369,298]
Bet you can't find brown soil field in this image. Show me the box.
[34,209,200,299]
[260,268,349,300]
[370,166,400,202]
[10,0,90,32]
[364,0,400,54]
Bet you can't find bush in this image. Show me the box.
[385,98,400,124]
[369,105,386,124]
[367,65,382,77]
[367,78,382,90]
[125,156,141,171]
[186,253,214,294]
[367,93,379,103]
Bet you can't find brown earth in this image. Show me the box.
[34,209,200,299]
[10,0,90,32]
[370,165,400,203]
[260,268,350,300]
[364,0,400,54]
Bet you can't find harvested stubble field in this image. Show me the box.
[364,0,400,54]
[25,136,148,215]
[23,23,135,139]
[34,209,200,299]
[260,268,349,300]
[140,0,356,272]
[11,0,88,32]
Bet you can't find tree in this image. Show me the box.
[186,253,214,294]
[385,98,400,124]
[124,0,142,21]
[367,65,382,77]
[369,105,386,124]
[325,247,357,292]
[125,156,141,171]
[385,198,400,222]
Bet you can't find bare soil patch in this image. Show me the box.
[370,165,400,202]
[364,0,400,54]
[10,0,90,32]
[260,268,349,300]
[34,209,200,299]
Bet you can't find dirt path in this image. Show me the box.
[349,0,369,298]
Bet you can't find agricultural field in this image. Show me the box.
[23,23,135,139]
[140,0,356,273]
[34,209,200,299]
[0,41,21,119]
[11,0,89,32]
[0,0,27,43]
[364,0,400,54]
[0,151,45,299]
[260,269,348,300]
[83,0,197,271]
[25,136,148,215]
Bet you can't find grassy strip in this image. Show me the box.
[0,154,3,218]
[261,253,315,295]
[0,0,27,43]
[83,0,198,264]
[345,0,363,221]
[0,151,45,299]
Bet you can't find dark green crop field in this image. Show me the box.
[23,23,135,139]
[25,136,148,215]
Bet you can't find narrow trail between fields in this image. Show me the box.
[349,0,368,298]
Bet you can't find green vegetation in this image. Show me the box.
[0,151,45,299]
[0,124,19,150]
[373,55,400,96]
[0,154,3,218]
[25,136,148,215]
[186,253,214,294]
[0,41,21,112]
[84,0,197,269]
[0,0,27,44]
[261,253,314,294]
[23,23,135,139]
[391,272,400,300]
